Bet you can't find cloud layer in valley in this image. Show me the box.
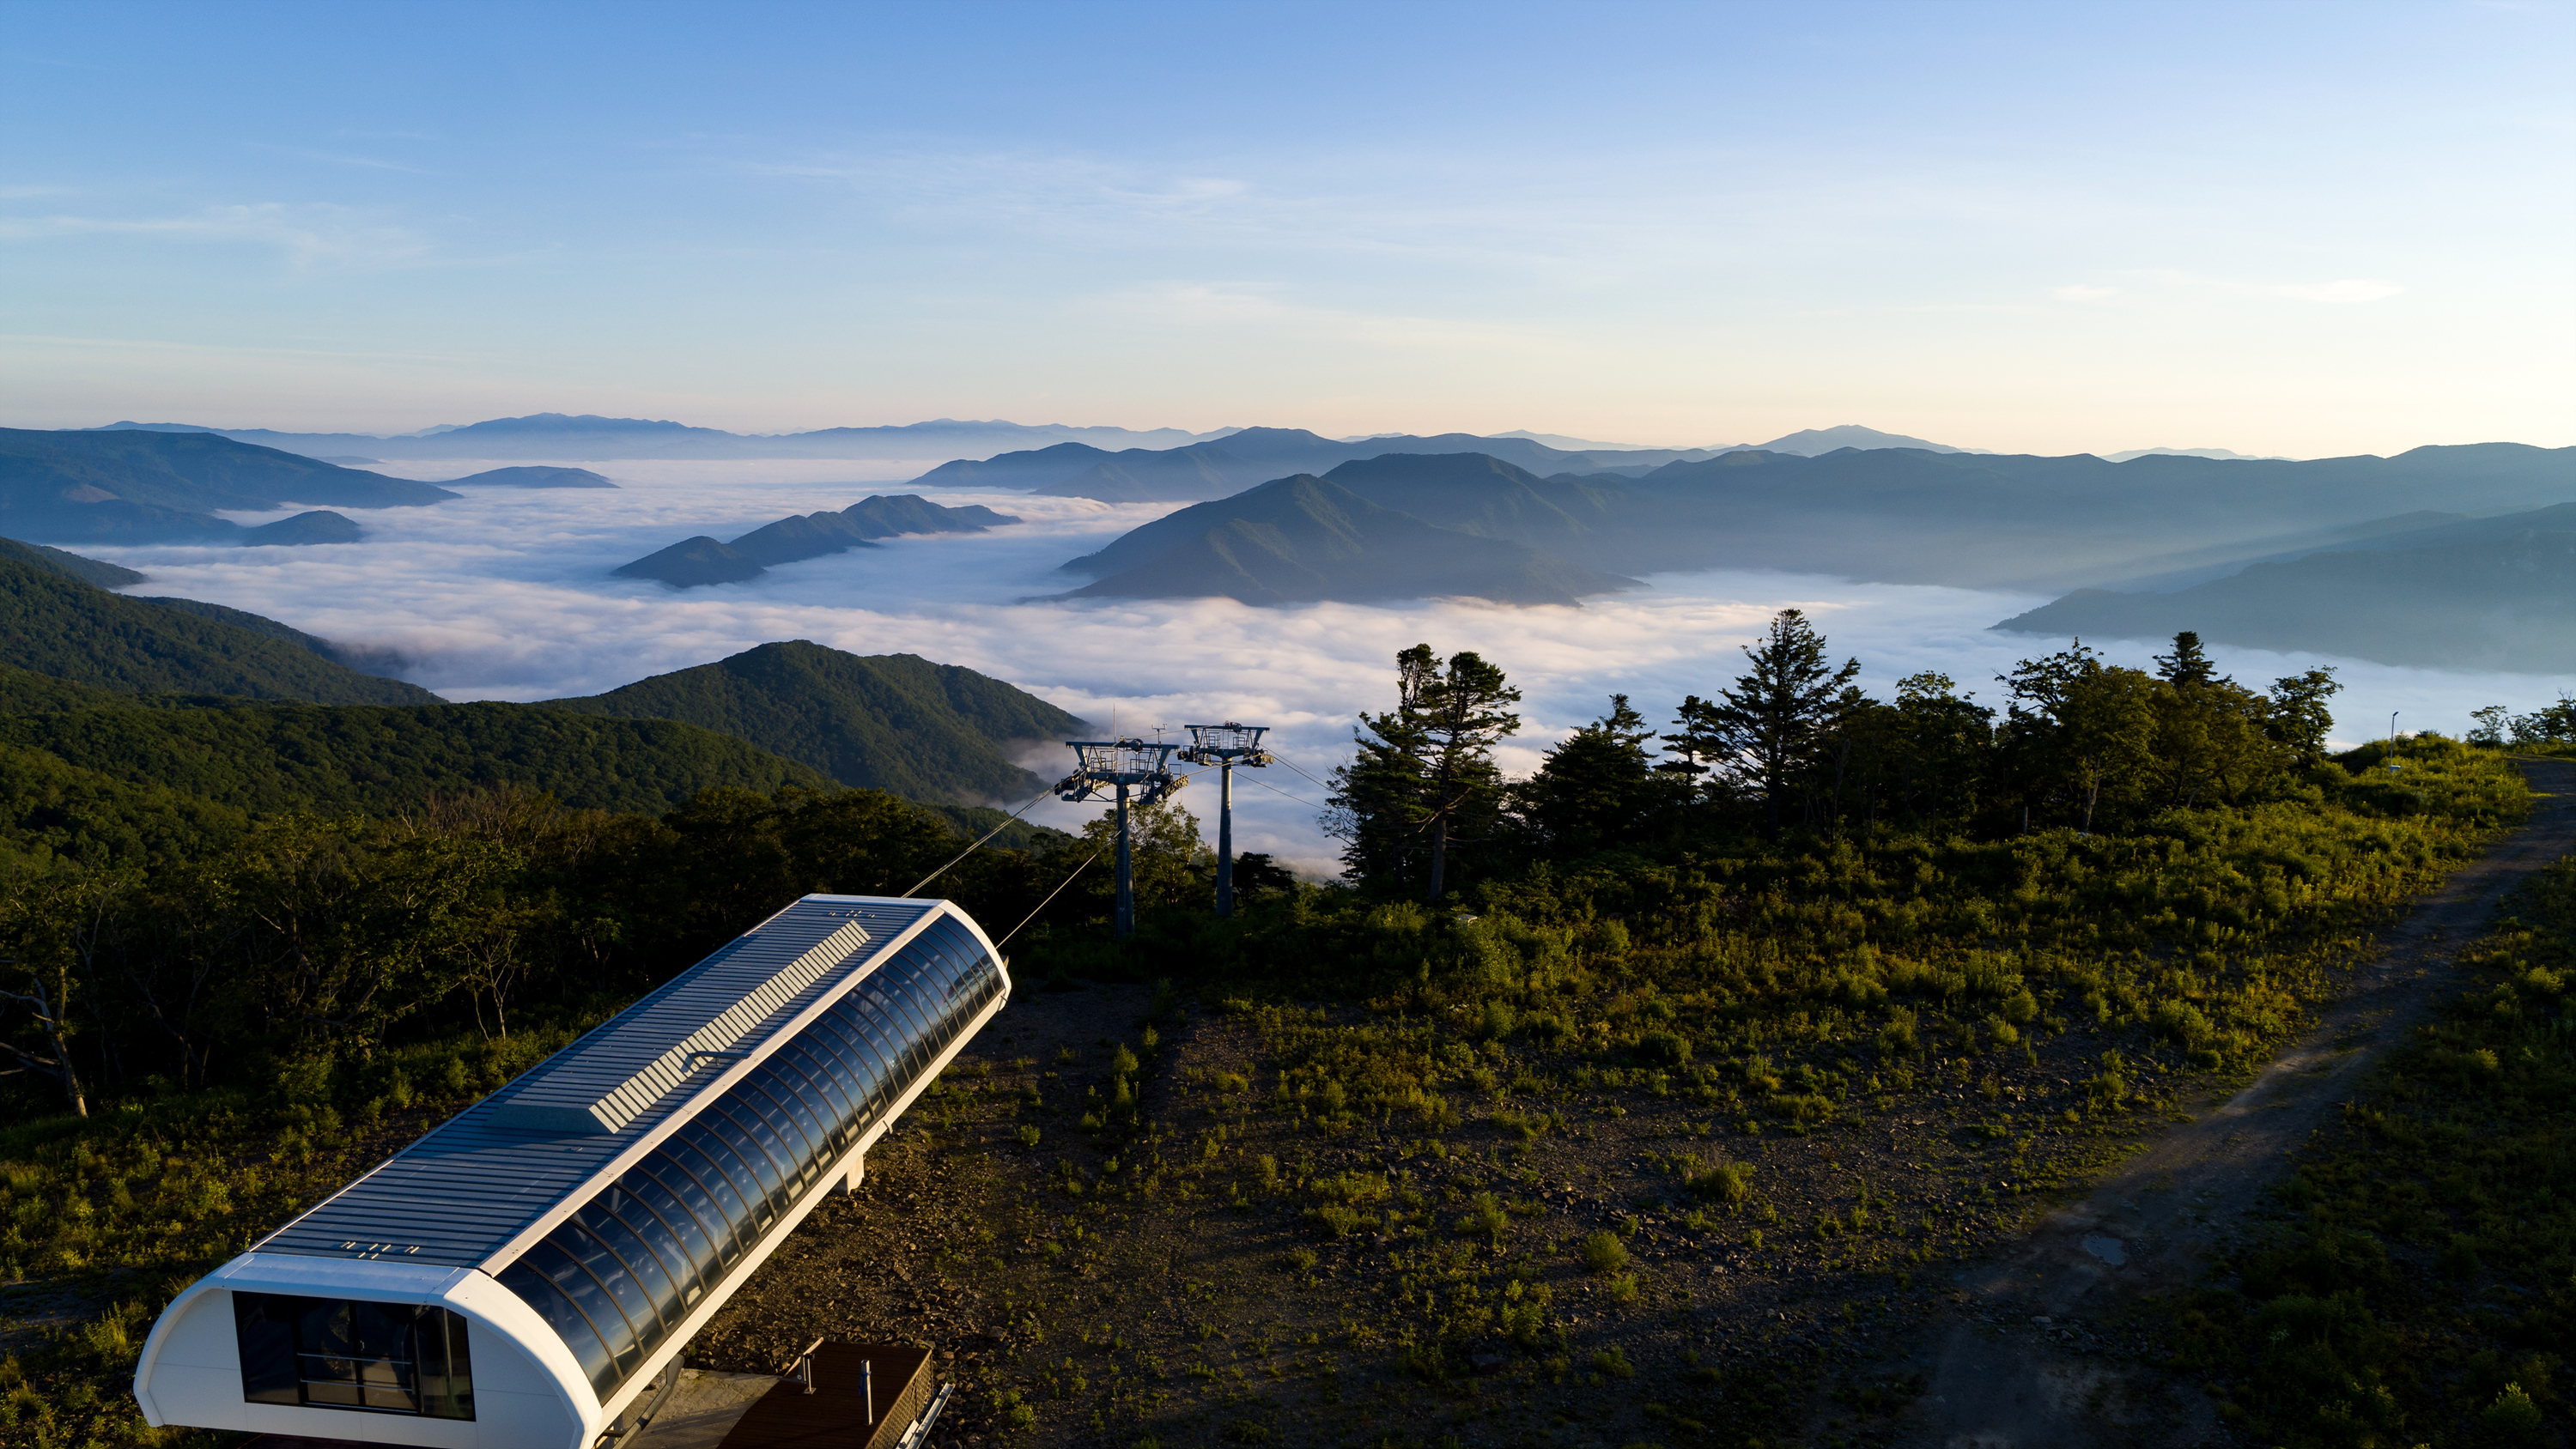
[75,466,2573,876]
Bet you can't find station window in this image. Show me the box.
[232,1291,473,1418]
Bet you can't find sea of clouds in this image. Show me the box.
[74,458,2572,876]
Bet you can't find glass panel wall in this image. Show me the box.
[231,1292,474,1418]
[497,919,999,1398]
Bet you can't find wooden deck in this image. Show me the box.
[714,1342,933,1449]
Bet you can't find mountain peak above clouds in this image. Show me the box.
[1485,429,1711,451]
[2099,446,2291,463]
[1751,424,1983,456]
[99,414,1209,462]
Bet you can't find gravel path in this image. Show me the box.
[1898,757,2576,1449]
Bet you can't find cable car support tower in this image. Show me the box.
[1057,738,1181,939]
[1179,723,1273,918]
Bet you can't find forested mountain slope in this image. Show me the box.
[0,699,831,834]
[543,641,1087,803]
[0,536,145,588]
[0,554,439,704]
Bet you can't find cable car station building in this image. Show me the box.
[131,895,1011,1447]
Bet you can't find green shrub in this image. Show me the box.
[2484,1383,2543,1442]
[2149,1000,2214,1047]
[1876,1008,1918,1055]
[1592,1346,1634,1378]
[1580,1230,1629,1275]
[1680,1155,1753,1204]
[1635,1030,1692,1068]
[1770,1092,1834,1126]
[1313,1203,1377,1237]
[1455,1191,1510,1246]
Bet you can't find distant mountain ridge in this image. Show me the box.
[614,494,1018,588]
[1058,473,1637,607]
[96,415,1210,463]
[954,427,1728,504]
[438,465,616,488]
[542,642,1088,805]
[82,412,2006,474]
[1750,425,1981,456]
[1993,503,2576,671]
[2,427,454,543]
[1048,440,2576,609]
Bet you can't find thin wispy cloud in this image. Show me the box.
[2138,268,2407,306]
[0,202,428,268]
[2269,278,2404,304]
[1086,282,1576,359]
[248,142,434,174]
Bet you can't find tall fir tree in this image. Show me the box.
[1667,609,1862,840]
[1516,694,1672,852]
[1326,643,1522,898]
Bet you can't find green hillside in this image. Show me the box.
[132,595,339,653]
[0,554,439,705]
[0,700,833,824]
[0,535,145,588]
[544,641,1088,804]
[0,726,257,870]
[0,662,149,712]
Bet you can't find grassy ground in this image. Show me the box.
[695,748,2536,1448]
[697,979,2208,1449]
[2146,848,2575,1449]
[0,740,2530,1448]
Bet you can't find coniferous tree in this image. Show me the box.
[2153,630,2222,688]
[1326,644,1522,899]
[1516,694,1672,852]
[1668,609,1862,840]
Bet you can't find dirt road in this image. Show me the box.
[1899,757,2576,1449]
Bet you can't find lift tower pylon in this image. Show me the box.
[1178,723,1272,919]
[1056,738,1181,939]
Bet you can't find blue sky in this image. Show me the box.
[4,0,2568,454]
